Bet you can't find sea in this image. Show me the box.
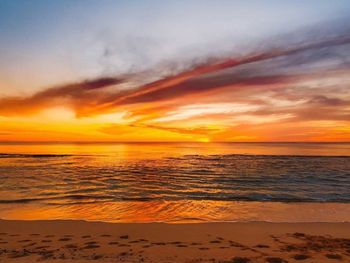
[0,142,349,223]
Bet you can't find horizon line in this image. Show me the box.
[0,141,349,144]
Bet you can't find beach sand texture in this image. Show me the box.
[0,220,349,262]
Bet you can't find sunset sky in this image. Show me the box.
[0,0,350,142]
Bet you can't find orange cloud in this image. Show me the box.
[0,77,123,116]
[0,32,350,142]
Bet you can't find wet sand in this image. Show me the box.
[0,220,349,262]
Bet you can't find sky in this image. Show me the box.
[0,0,350,142]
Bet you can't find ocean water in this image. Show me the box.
[0,142,349,222]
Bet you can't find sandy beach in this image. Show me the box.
[0,220,349,262]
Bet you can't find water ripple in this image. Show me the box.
[0,154,349,205]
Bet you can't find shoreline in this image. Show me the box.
[1,219,349,262]
[1,201,350,224]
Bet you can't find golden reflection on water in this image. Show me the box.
[1,201,350,223]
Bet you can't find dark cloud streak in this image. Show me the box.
[0,26,350,120]
[0,77,123,116]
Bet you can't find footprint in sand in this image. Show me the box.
[8,250,30,258]
[17,239,31,243]
[227,256,251,263]
[292,254,310,260]
[255,244,270,248]
[58,237,72,242]
[118,251,130,257]
[118,244,131,247]
[84,241,98,245]
[293,232,306,238]
[24,242,36,247]
[39,251,55,260]
[177,244,188,248]
[265,257,287,263]
[129,240,141,243]
[64,243,78,249]
[58,253,66,259]
[168,241,182,245]
[325,254,342,260]
[120,235,129,239]
[82,244,100,249]
[34,246,51,250]
[151,242,166,246]
[91,254,104,260]
[81,235,91,238]
[229,242,244,248]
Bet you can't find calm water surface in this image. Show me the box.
[0,142,349,222]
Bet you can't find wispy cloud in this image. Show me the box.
[0,77,123,116]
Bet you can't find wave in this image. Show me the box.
[0,153,349,204]
[0,153,73,158]
[1,194,350,204]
